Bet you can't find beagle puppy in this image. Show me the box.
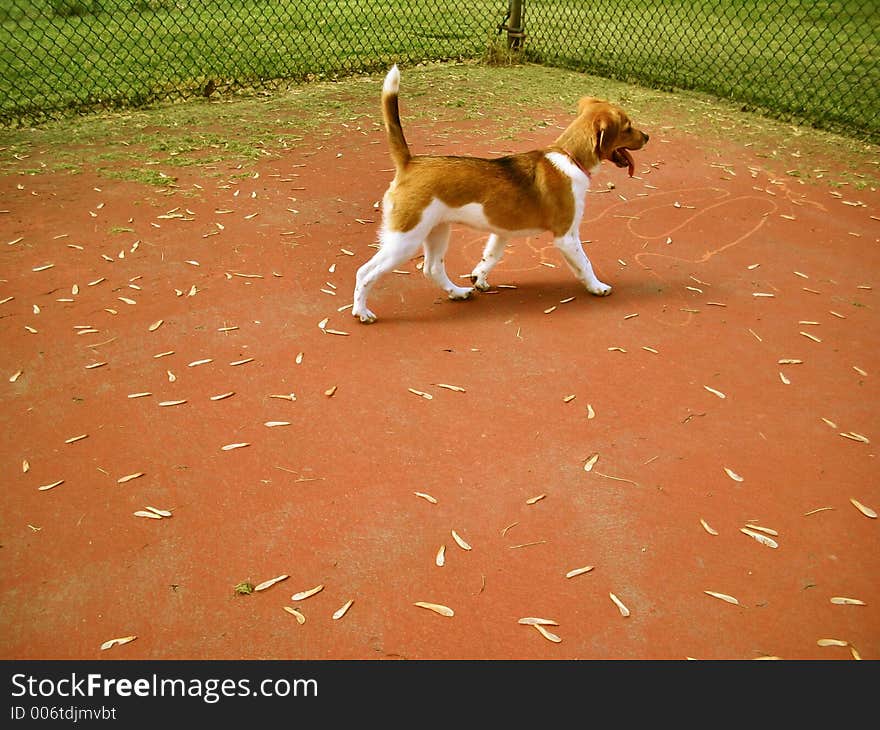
[352,65,649,323]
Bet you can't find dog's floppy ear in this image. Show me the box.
[592,109,621,160]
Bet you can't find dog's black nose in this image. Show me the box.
[644,132,650,143]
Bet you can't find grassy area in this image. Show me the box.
[1,63,876,192]
[0,0,877,141]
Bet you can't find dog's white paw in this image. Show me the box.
[587,281,612,297]
[469,273,491,292]
[448,286,475,301]
[352,306,377,323]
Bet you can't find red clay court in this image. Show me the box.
[1,65,877,661]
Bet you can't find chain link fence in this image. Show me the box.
[1,1,877,141]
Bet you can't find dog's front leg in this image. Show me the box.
[470,233,507,291]
[554,234,612,296]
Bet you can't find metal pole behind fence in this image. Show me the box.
[506,0,525,50]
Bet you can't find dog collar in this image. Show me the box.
[560,149,592,178]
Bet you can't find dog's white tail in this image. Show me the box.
[382,65,411,172]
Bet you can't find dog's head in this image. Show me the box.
[557,97,648,176]
[578,97,649,176]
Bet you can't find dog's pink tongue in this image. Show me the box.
[623,148,635,177]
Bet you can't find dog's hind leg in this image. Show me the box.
[470,233,507,291]
[423,224,474,301]
[352,230,423,323]
[553,234,612,296]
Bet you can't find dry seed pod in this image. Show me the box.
[414,491,437,504]
[100,635,136,651]
[517,617,559,626]
[332,599,354,620]
[254,575,289,592]
[565,566,594,579]
[38,480,64,491]
[526,494,546,505]
[703,385,726,399]
[117,472,144,484]
[609,592,630,617]
[283,606,306,624]
[291,584,324,601]
[741,527,779,549]
[584,453,599,472]
[830,597,866,606]
[435,545,446,567]
[704,590,739,605]
[817,638,848,647]
[451,530,472,550]
[435,383,466,392]
[744,524,778,535]
[221,442,249,451]
[145,506,172,517]
[850,498,877,518]
[133,510,163,519]
[414,602,454,617]
[700,519,719,536]
[723,467,744,482]
[534,624,562,643]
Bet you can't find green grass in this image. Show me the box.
[0,0,877,141]
[1,63,876,194]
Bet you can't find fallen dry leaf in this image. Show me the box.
[741,527,779,549]
[704,590,740,605]
[283,606,306,624]
[100,635,136,651]
[700,518,719,536]
[723,467,744,482]
[534,624,562,643]
[291,584,324,601]
[254,575,289,592]
[609,592,630,617]
[414,602,454,617]
[565,566,594,579]
[850,498,877,518]
[117,472,144,484]
[451,530,472,551]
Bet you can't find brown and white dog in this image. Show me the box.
[352,65,649,323]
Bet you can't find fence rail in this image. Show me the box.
[1,1,877,141]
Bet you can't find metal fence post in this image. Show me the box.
[505,0,525,50]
